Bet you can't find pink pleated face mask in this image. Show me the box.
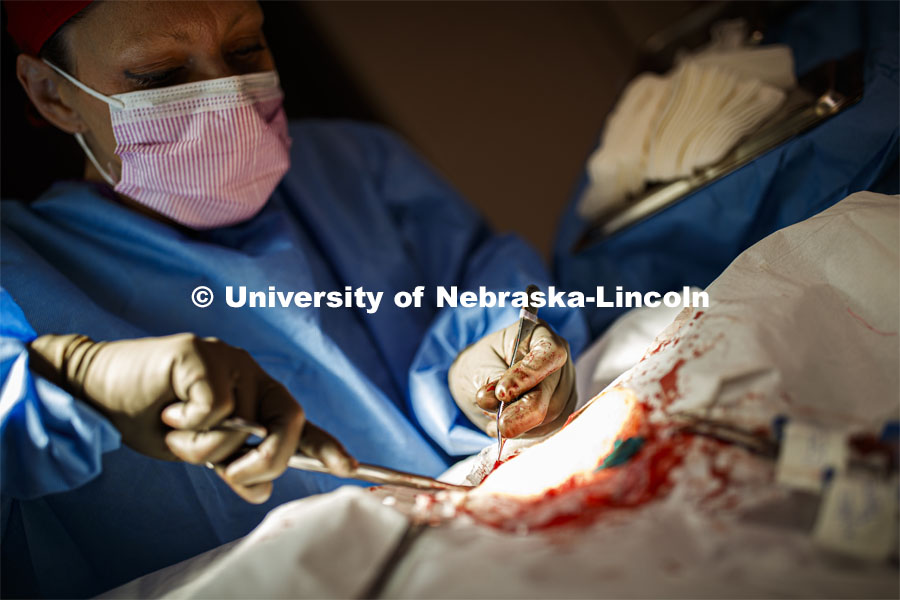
[46,62,291,229]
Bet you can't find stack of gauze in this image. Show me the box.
[578,37,796,219]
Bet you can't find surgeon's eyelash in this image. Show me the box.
[231,43,266,58]
[124,67,183,89]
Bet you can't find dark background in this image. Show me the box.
[2,1,783,256]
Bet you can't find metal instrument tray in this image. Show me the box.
[572,51,863,252]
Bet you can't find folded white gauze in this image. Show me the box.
[581,74,671,217]
[690,44,796,89]
[645,61,785,180]
[579,41,794,220]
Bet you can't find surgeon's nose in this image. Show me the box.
[188,55,236,83]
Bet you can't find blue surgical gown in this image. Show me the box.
[554,1,900,337]
[0,121,588,598]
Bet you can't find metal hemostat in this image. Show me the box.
[496,284,542,461]
[217,417,471,492]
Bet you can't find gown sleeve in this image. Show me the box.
[0,288,120,500]
[356,124,590,456]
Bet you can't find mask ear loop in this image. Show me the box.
[43,60,124,187]
[43,60,125,108]
[74,133,117,187]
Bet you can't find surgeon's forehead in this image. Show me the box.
[69,1,263,58]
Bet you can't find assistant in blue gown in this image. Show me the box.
[554,1,899,337]
[0,120,588,598]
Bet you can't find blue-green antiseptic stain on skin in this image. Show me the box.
[596,437,645,471]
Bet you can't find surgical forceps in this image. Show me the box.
[496,284,542,461]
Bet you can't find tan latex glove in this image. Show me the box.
[27,333,356,504]
[448,321,576,439]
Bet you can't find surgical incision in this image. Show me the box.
[460,387,695,531]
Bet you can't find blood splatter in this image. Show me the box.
[846,307,897,336]
[659,359,686,404]
[648,339,674,356]
[696,440,733,505]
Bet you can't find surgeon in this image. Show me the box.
[0,2,588,597]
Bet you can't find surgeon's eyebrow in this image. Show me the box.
[226,8,263,32]
[128,29,194,44]
[114,37,191,71]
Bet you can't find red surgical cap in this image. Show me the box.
[5,0,93,55]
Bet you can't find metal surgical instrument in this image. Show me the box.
[496,284,542,461]
[216,418,471,492]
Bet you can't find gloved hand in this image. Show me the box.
[448,321,576,439]
[27,333,356,503]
